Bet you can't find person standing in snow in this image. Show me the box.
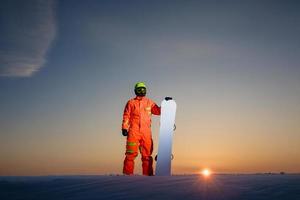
[121,82,172,176]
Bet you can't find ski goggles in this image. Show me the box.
[135,87,146,93]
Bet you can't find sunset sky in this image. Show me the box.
[0,0,300,175]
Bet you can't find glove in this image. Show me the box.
[165,97,173,101]
[122,129,128,136]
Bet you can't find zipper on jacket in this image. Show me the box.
[139,100,141,131]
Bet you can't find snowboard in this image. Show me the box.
[155,99,177,176]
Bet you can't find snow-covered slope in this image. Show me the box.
[1,174,299,200]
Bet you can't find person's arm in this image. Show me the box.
[122,101,131,135]
[151,101,161,115]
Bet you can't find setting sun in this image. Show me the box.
[201,169,211,177]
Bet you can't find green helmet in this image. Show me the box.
[134,82,147,96]
[134,82,147,90]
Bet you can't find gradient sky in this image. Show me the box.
[0,0,300,175]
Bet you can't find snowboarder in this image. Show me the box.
[121,82,172,176]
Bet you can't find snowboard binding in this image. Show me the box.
[155,154,174,161]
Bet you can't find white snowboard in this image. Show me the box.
[155,99,177,176]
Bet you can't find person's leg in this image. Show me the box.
[123,136,139,175]
[140,137,154,176]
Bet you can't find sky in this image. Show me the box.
[0,0,300,175]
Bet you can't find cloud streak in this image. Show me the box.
[0,0,56,77]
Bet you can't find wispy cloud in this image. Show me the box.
[0,0,56,77]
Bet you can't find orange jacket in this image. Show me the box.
[122,96,161,135]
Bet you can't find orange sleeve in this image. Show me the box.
[151,101,161,115]
[122,101,131,130]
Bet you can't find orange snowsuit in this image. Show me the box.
[122,96,161,175]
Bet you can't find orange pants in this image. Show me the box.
[123,133,153,176]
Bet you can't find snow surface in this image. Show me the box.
[0,174,300,200]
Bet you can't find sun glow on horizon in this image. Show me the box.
[201,168,211,177]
